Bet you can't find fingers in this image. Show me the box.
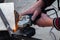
[19,11,33,19]
[20,12,32,16]
[19,7,35,16]
[32,9,41,21]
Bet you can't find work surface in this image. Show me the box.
[4,0,60,40]
[0,3,15,30]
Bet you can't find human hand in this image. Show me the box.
[20,6,42,21]
[19,0,45,21]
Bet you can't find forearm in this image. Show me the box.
[35,13,53,27]
[36,18,53,27]
[21,0,45,15]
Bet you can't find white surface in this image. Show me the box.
[0,3,15,30]
[4,0,60,40]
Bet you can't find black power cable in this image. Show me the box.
[45,8,58,18]
[45,8,58,40]
[57,0,60,10]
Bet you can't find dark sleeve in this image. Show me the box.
[43,0,55,7]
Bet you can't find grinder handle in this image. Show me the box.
[26,14,41,24]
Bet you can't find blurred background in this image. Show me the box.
[2,0,60,40]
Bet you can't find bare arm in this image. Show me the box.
[36,13,53,27]
[20,0,55,27]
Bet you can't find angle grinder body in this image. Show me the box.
[13,11,36,37]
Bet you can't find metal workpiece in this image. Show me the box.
[0,8,13,36]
